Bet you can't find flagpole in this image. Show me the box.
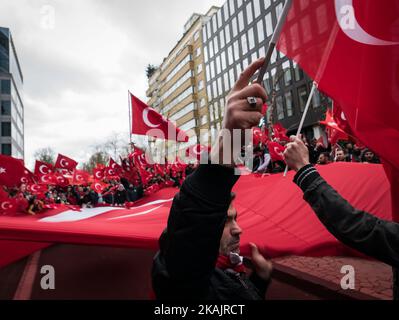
[128,90,133,150]
[256,0,293,84]
[283,82,317,176]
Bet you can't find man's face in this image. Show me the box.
[219,201,242,256]
[336,150,345,161]
[365,151,374,161]
[318,154,328,164]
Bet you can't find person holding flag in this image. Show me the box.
[283,136,399,300]
[152,58,273,300]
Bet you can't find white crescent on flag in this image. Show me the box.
[39,165,50,175]
[335,0,399,46]
[60,158,69,168]
[1,201,12,210]
[143,108,160,128]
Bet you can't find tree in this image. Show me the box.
[146,64,157,80]
[82,151,109,173]
[33,147,55,165]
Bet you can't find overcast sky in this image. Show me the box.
[0,0,225,168]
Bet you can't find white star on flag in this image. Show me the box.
[0,167,6,174]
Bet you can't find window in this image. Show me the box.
[201,115,208,126]
[198,80,204,91]
[207,85,212,100]
[170,103,195,121]
[263,72,271,93]
[217,10,222,30]
[246,2,253,24]
[229,68,235,88]
[195,47,201,57]
[276,96,284,120]
[1,144,11,156]
[204,46,208,63]
[202,28,208,43]
[264,0,271,9]
[220,29,225,49]
[200,98,206,107]
[225,25,231,43]
[0,80,10,94]
[232,17,238,37]
[265,13,273,37]
[237,0,243,8]
[224,72,230,92]
[259,46,265,58]
[197,63,203,74]
[1,122,11,137]
[210,60,215,78]
[213,80,218,98]
[221,51,227,70]
[206,65,210,81]
[212,14,217,33]
[276,3,283,18]
[282,61,292,86]
[216,55,221,75]
[238,11,245,32]
[248,27,255,50]
[241,33,248,55]
[254,0,261,18]
[293,62,304,80]
[257,20,265,44]
[298,85,309,112]
[217,78,223,97]
[180,119,196,131]
[285,91,293,116]
[233,40,240,61]
[214,36,219,54]
[1,100,11,115]
[194,31,200,42]
[227,45,234,66]
[313,88,321,108]
[223,2,230,21]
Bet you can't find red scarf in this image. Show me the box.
[216,255,246,274]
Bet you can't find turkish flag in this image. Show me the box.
[320,108,349,145]
[267,142,286,162]
[27,184,48,194]
[34,161,54,176]
[0,155,25,187]
[54,154,78,172]
[93,167,105,180]
[109,158,122,174]
[38,173,57,185]
[72,170,90,185]
[277,1,399,219]
[54,173,70,187]
[104,166,118,178]
[185,144,210,160]
[272,123,289,142]
[130,93,188,142]
[91,180,108,194]
[0,197,18,215]
[20,168,36,185]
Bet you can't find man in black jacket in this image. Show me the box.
[152,58,273,300]
[284,136,399,300]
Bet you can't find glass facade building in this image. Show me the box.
[202,0,330,141]
[0,27,24,159]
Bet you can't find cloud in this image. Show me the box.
[0,0,225,169]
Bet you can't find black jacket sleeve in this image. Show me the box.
[158,164,239,297]
[294,164,399,269]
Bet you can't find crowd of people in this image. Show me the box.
[2,160,198,216]
[252,136,380,174]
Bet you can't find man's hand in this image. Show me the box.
[210,58,267,166]
[249,243,273,281]
[283,136,311,172]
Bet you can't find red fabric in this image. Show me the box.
[109,158,122,174]
[34,160,54,176]
[38,173,57,185]
[0,163,391,268]
[54,154,78,172]
[0,155,25,187]
[277,1,399,220]
[185,145,209,160]
[0,240,50,267]
[91,180,108,194]
[130,93,188,142]
[0,197,18,215]
[320,109,349,145]
[272,123,289,142]
[267,142,286,162]
[216,255,246,274]
[72,170,90,185]
[93,167,105,180]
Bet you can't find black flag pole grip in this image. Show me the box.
[255,0,293,84]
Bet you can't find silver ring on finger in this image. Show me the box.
[247,96,258,108]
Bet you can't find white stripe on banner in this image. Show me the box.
[107,205,163,221]
[39,198,174,223]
